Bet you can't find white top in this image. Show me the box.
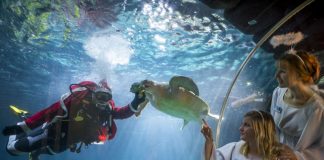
[271,87,324,160]
[209,140,262,160]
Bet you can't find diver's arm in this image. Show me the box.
[134,99,149,117]
[112,92,146,119]
[111,103,135,119]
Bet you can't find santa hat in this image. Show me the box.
[98,79,112,94]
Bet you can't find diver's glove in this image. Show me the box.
[131,92,146,110]
[2,125,24,136]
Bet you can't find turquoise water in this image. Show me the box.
[0,0,277,160]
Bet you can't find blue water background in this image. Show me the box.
[0,0,277,160]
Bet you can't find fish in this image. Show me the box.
[230,93,264,108]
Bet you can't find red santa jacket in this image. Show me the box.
[17,81,137,144]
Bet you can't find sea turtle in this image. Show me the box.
[130,76,219,128]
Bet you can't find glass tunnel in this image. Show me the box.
[0,0,323,160]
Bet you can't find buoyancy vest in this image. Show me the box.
[49,81,115,153]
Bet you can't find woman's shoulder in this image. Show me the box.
[216,141,245,160]
[273,87,287,93]
[217,140,245,152]
[309,85,324,109]
[236,140,245,146]
[312,96,324,112]
[272,87,287,98]
[217,141,238,152]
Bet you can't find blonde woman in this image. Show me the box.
[201,110,296,160]
[271,50,324,160]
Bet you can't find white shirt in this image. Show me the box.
[209,140,262,160]
[271,87,324,160]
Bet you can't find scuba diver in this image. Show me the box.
[2,79,145,160]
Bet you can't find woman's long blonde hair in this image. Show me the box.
[240,110,281,160]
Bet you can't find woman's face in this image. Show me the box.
[239,117,255,142]
[275,60,299,88]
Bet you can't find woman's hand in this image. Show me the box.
[201,119,214,160]
[201,119,213,143]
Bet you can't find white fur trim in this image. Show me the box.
[42,93,70,129]
[58,93,69,117]
[71,87,87,92]
[17,121,31,134]
[129,104,139,113]
[7,135,24,155]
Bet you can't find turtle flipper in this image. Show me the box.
[181,119,189,130]
[169,76,199,96]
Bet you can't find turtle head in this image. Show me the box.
[130,80,155,93]
[141,79,155,88]
[130,82,144,93]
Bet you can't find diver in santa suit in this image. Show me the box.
[2,79,145,160]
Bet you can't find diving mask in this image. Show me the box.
[95,91,112,102]
[91,87,112,113]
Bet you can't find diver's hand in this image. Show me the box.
[2,125,24,136]
[131,92,146,110]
